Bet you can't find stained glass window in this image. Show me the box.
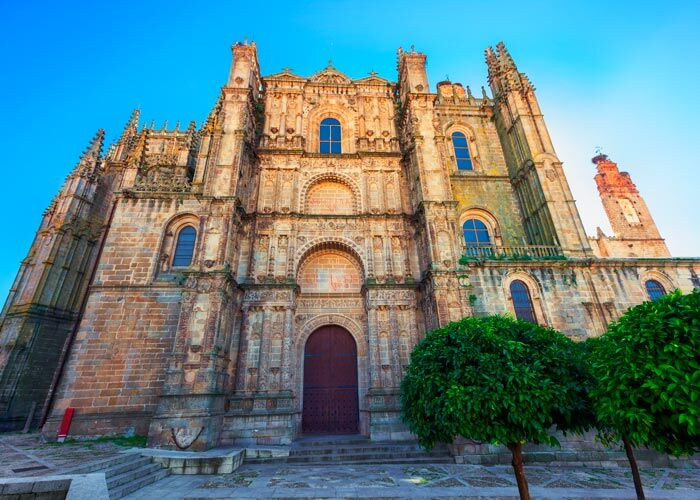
[452,132,472,170]
[320,118,341,154]
[510,280,537,323]
[173,226,196,267]
[645,279,666,301]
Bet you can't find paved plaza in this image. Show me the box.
[127,462,700,499]
[2,434,700,498]
[0,433,126,477]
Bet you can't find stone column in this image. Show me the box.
[234,306,251,390]
[366,305,381,388]
[409,305,420,347]
[280,305,294,391]
[256,307,272,391]
[388,306,401,388]
[384,236,393,278]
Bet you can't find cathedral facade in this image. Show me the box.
[1,41,698,449]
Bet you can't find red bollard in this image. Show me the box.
[57,407,75,443]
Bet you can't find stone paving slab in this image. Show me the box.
[125,463,700,499]
[0,433,126,478]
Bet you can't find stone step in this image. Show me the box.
[60,453,170,500]
[291,437,372,447]
[287,451,452,463]
[290,448,450,458]
[106,462,164,489]
[102,456,154,479]
[292,456,455,465]
[290,444,446,455]
[109,467,170,500]
[60,453,137,475]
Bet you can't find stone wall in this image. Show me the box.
[466,259,699,338]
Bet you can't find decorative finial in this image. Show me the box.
[410,44,415,53]
[174,121,181,131]
[327,59,333,68]
[445,74,450,81]
[369,70,378,77]
[162,119,168,130]
[481,86,489,99]
[466,85,473,99]
[281,66,292,73]
[243,37,248,45]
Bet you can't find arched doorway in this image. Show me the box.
[302,325,359,434]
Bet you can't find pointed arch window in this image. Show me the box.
[172,226,196,267]
[320,118,341,154]
[452,132,472,170]
[645,279,666,301]
[510,280,537,323]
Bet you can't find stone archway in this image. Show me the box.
[302,325,359,434]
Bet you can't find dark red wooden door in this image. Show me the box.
[303,326,359,434]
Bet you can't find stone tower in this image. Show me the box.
[590,153,670,258]
[0,130,114,431]
[486,43,591,256]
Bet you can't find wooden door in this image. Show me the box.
[302,326,359,434]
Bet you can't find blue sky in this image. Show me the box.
[1,1,699,298]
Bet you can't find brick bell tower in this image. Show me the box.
[592,153,670,257]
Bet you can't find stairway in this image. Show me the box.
[252,435,454,465]
[62,453,169,499]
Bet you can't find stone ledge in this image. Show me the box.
[244,446,290,460]
[0,473,108,500]
[136,447,245,475]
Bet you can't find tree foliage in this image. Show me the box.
[586,289,700,456]
[400,315,593,451]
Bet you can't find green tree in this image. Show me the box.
[401,315,593,500]
[587,289,700,499]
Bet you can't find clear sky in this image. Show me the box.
[1,0,699,298]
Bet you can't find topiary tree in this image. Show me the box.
[401,315,593,500]
[586,289,700,500]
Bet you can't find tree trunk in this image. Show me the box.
[622,436,645,500]
[507,442,530,500]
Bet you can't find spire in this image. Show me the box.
[73,129,105,179]
[119,108,140,141]
[485,41,532,95]
[126,128,149,168]
[485,45,498,79]
[496,41,516,71]
[184,120,197,147]
[202,91,224,133]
